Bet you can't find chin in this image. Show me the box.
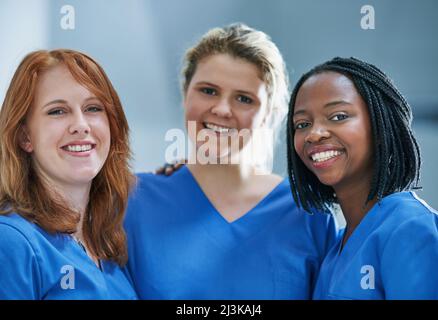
[70,170,100,183]
[314,174,341,188]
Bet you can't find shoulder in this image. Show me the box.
[375,192,437,236]
[264,177,337,233]
[380,193,438,256]
[378,194,438,297]
[0,213,42,268]
[380,191,437,219]
[0,213,42,244]
[0,214,43,299]
[0,213,60,260]
[132,166,190,195]
[125,166,193,223]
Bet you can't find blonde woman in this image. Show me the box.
[124,24,338,299]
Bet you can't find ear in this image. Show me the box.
[19,125,33,153]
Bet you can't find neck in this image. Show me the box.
[187,162,255,189]
[63,184,91,238]
[335,179,377,243]
[39,175,91,238]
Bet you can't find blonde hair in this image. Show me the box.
[181,23,290,173]
[0,49,134,265]
[182,23,289,133]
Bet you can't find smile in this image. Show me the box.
[61,143,96,153]
[203,122,234,134]
[310,150,343,163]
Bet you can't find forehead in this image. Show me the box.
[191,54,265,92]
[34,64,93,103]
[295,71,360,106]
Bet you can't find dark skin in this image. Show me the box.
[292,72,377,249]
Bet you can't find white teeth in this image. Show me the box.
[66,144,92,152]
[204,122,232,133]
[311,150,342,162]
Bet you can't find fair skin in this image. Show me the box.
[293,71,376,247]
[21,64,110,264]
[184,53,283,223]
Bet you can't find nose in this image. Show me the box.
[305,123,330,144]
[211,97,232,118]
[69,111,90,135]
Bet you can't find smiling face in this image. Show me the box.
[184,53,268,160]
[22,64,111,191]
[292,71,373,192]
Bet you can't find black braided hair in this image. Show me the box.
[286,57,421,213]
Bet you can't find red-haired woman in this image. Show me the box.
[0,49,137,299]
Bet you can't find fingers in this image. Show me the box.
[155,162,176,176]
[164,166,173,176]
[154,159,187,176]
[155,166,165,174]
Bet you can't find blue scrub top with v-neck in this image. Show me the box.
[313,192,438,300]
[124,165,339,299]
[0,213,138,300]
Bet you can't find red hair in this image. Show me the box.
[0,49,134,265]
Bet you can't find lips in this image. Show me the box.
[311,150,343,162]
[203,122,236,134]
[61,141,96,154]
[305,144,345,168]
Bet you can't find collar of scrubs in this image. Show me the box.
[332,192,414,275]
[71,235,103,272]
[179,165,289,251]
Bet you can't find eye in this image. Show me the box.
[294,121,311,130]
[200,87,217,96]
[86,105,104,113]
[237,95,253,104]
[330,113,348,121]
[47,108,66,116]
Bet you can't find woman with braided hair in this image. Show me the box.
[288,57,438,299]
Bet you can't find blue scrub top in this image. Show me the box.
[124,165,339,299]
[313,192,438,300]
[0,213,138,300]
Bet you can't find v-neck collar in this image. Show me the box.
[180,165,288,250]
[68,234,105,273]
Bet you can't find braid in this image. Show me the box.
[286,57,421,213]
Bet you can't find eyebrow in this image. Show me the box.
[293,100,352,117]
[194,81,219,88]
[42,96,99,108]
[195,81,256,97]
[43,99,67,108]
